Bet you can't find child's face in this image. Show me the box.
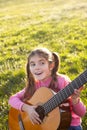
[29,54,52,81]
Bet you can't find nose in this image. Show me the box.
[35,64,40,70]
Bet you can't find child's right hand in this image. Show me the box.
[22,104,42,125]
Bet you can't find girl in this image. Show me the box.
[8,48,86,130]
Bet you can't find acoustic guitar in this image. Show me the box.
[8,70,87,130]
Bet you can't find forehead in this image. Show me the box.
[29,54,46,62]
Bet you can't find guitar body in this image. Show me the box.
[9,87,61,130]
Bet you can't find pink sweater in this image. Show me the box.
[8,74,86,126]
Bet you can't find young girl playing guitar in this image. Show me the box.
[8,48,86,130]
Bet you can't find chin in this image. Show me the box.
[37,78,44,81]
[36,77,45,81]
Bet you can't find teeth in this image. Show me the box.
[35,72,42,75]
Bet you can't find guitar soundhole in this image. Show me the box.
[35,105,45,122]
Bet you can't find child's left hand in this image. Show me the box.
[71,89,81,105]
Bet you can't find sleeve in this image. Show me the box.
[8,89,25,111]
[72,100,86,117]
[57,74,71,90]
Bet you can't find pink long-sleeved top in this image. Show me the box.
[8,74,86,126]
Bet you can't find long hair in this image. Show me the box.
[49,52,60,91]
[23,48,60,100]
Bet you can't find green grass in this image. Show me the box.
[0,0,87,129]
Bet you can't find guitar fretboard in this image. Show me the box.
[43,70,87,115]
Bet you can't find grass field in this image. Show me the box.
[0,0,87,129]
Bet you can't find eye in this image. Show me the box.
[30,63,36,67]
[39,60,45,65]
[41,61,45,64]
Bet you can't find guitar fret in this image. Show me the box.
[59,89,67,102]
[75,78,81,89]
[64,88,69,97]
[74,79,80,89]
[52,97,58,108]
[83,73,87,82]
[80,74,87,84]
[54,95,60,106]
[66,85,73,95]
[65,84,74,98]
[43,103,50,114]
[78,77,83,86]
[46,100,53,113]
[57,91,63,103]
[51,93,62,108]
[68,82,74,92]
[50,98,57,110]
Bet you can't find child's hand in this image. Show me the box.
[71,89,81,105]
[22,104,42,125]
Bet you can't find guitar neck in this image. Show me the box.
[43,70,87,115]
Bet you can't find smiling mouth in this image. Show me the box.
[35,72,43,75]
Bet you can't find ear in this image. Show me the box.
[49,62,55,70]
